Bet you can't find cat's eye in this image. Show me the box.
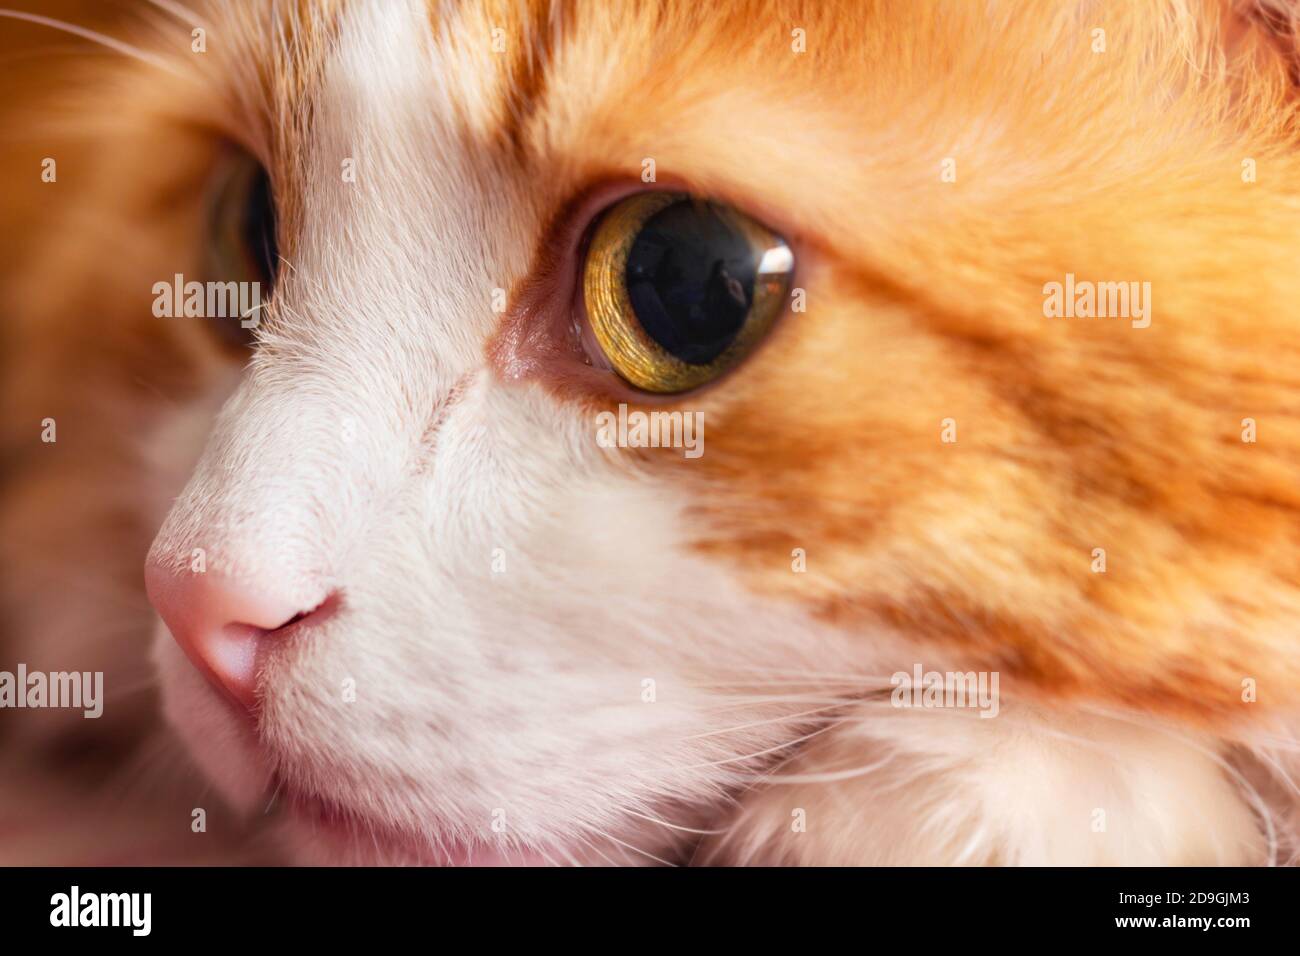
[581,192,793,393]
[204,152,278,350]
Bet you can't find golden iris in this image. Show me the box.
[582,192,793,393]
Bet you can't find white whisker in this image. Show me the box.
[686,701,851,740]
[0,10,180,74]
[618,806,727,836]
[674,721,845,772]
[600,832,675,867]
[143,0,204,27]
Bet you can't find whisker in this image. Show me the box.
[618,806,727,837]
[0,10,180,74]
[532,845,561,867]
[673,721,845,772]
[762,752,897,785]
[688,668,901,682]
[600,832,675,867]
[573,832,620,867]
[142,0,204,27]
[1079,703,1282,866]
[1252,748,1300,800]
[689,734,834,866]
[264,779,283,816]
[554,844,583,867]
[701,693,861,709]
[686,701,851,740]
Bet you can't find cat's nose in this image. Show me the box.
[143,561,317,712]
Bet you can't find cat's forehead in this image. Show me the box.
[213,0,944,251]
[205,0,1293,264]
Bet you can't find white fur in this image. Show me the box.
[702,703,1267,865]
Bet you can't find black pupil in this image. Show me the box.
[624,201,757,365]
[245,167,278,288]
[208,163,276,351]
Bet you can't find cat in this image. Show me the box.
[3,0,1300,866]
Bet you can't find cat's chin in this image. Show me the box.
[155,622,695,866]
[285,839,549,867]
[276,796,555,867]
[273,780,694,867]
[154,642,627,867]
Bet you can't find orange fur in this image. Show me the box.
[488,0,1300,722]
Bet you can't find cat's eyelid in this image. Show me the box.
[488,176,800,407]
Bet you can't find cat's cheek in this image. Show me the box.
[151,625,270,810]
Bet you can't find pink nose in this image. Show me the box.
[144,561,314,712]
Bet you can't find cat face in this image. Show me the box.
[143,0,881,865]
[8,0,1300,865]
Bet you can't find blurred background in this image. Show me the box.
[0,1,268,865]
